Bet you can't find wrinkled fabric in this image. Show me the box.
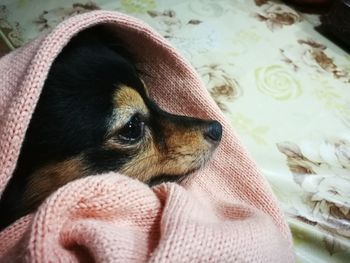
[0,11,294,262]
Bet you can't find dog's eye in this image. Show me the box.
[118,115,145,143]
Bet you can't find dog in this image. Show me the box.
[0,26,222,230]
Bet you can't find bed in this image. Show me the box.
[1,0,349,262]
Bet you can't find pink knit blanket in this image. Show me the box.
[0,11,294,262]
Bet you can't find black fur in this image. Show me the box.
[0,26,146,230]
[0,25,222,231]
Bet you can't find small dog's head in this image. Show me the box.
[96,84,222,185]
[0,26,222,229]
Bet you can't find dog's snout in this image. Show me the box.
[204,121,222,143]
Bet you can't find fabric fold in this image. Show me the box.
[0,10,294,262]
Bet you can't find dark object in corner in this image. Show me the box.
[283,0,334,14]
[316,0,350,52]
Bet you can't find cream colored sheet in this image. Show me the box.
[1,0,349,262]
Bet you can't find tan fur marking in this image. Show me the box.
[110,86,214,183]
[114,86,146,110]
[107,86,149,135]
[119,122,213,182]
[22,157,87,212]
[120,140,161,182]
[160,122,213,175]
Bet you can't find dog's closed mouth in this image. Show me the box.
[146,174,190,187]
[0,25,222,230]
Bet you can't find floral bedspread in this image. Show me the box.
[1,0,349,262]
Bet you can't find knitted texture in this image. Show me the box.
[0,11,294,262]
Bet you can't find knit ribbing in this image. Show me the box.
[0,11,294,262]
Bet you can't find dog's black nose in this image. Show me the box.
[204,121,222,143]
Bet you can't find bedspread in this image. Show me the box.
[1,0,349,262]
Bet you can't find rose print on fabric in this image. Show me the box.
[254,2,302,30]
[277,139,350,254]
[280,39,350,83]
[231,113,269,145]
[313,83,350,129]
[255,64,301,100]
[197,63,241,111]
[34,2,100,32]
[121,0,156,13]
[147,10,181,38]
[2,0,350,261]
[0,5,23,47]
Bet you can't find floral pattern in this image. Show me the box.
[231,113,269,145]
[34,3,100,32]
[120,0,156,14]
[254,2,302,30]
[1,0,350,262]
[255,64,301,100]
[281,39,350,83]
[146,10,181,38]
[277,139,350,254]
[313,82,350,129]
[196,63,241,111]
[0,5,23,47]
